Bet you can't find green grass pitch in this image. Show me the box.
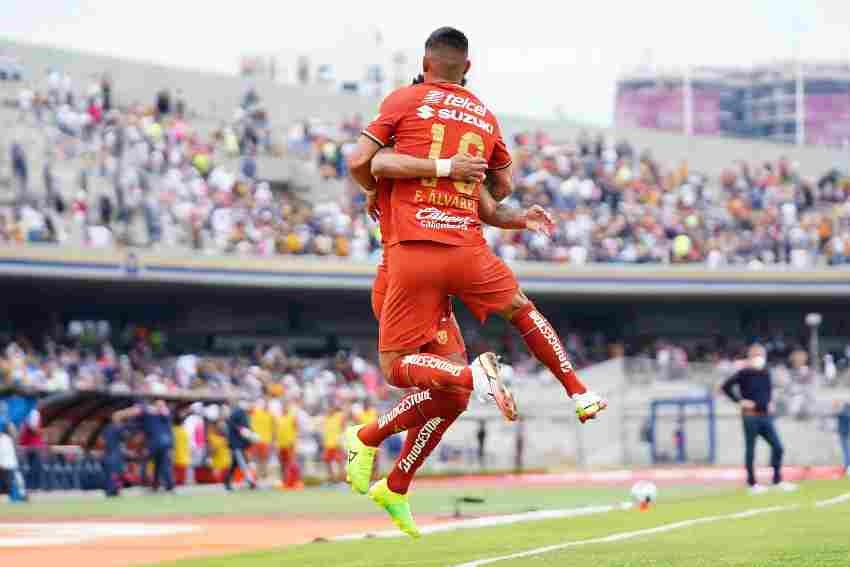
[151,480,848,567]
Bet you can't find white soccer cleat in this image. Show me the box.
[775,481,798,492]
[471,352,518,422]
[749,484,769,495]
[573,391,608,423]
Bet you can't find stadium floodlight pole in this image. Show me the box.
[683,65,693,137]
[795,59,805,146]
[793,18,805,146]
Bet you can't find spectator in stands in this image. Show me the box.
[720,344,795,494]
[10,142,28,201]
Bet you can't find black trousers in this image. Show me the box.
[150,448,174,491]
[743,415,784,486]
[103,456,123,497]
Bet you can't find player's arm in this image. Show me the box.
[346,135,382,192]
[479,186,554,235]
[113,405,143,423]
[348,88,411,192]
[370,148,487,183]
[486,163,515,202]
[719,373,741,402]
[486,126,514,201]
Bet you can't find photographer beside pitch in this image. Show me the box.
[719,344,797,494]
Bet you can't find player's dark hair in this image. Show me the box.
[413,73,466,87]
[425,27,468,54]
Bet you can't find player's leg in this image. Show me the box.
[500,290,606,422]
[368,322,471,536]
[377,242,513,411]
[759,417,786,486]
[742,416,758,488]
[840,431,850,471]
[456,245,604,422]
[387,391,467,494]
[348,312,470,494]
[369,390,468,538]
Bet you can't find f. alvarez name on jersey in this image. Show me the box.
[414,189,478,213]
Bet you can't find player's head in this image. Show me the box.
[748,343,767,370]
[423,26,470,84]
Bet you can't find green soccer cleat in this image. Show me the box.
[344,424,377,494]
[368,478,421,539]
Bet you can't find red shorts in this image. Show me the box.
[323,447,344,463]
[373,259,468,357]
[379,242,517,352]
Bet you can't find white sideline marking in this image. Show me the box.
[0,522,201,547]
[815,490,850,508]
[453,505,797,567]
[331,503,632,541]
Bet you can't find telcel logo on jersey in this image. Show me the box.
[444,94,487,117]
[415,207,476,231]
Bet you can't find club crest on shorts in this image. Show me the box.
[436,330,449,345]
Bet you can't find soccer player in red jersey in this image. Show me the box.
[346,27,607,534]
[349,148,553,536]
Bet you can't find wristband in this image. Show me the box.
[435,158,452,178]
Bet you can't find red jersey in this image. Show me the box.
[364,81,512,247]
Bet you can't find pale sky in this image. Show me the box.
[2,1,850,126]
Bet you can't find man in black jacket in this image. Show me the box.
[224,399,259,491]
[720,344,796,494]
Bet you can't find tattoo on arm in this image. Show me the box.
[490,203,526,230]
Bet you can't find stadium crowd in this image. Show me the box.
[4,74,850,266]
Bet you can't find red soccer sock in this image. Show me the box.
[388,354,473,392]
[386,391,467,494]
[510,302,587,396]
[357,390,437,447]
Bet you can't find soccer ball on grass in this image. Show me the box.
[631,480,658,509]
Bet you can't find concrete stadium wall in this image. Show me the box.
[432,359,850,472]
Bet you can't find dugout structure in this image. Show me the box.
[2,386,235,450]
[648,397,717,465]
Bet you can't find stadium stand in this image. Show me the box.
[2,38,850,267]
[2,39,850,498]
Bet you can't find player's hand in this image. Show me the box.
[366,190,380,221]
[740,400,756,410]
[449,153,488,184]
[524,205,554,236]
